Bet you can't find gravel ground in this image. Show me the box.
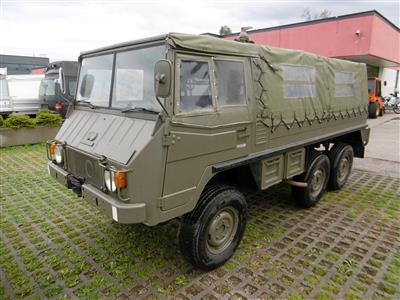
[1,144,399,300]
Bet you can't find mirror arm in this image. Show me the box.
[155,96,169,118]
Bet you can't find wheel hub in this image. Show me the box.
[310,168,325,197]
[337,157,350,181]
[206,207,239,255]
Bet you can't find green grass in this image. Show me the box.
[287,293,304,300]
[1,144,400,299]
[304,274,320,286]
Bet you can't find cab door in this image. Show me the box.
[161,53,253,210]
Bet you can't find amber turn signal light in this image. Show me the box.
[49,142,56,155]
[114,171,126,189]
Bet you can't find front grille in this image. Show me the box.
[65,147,103,189]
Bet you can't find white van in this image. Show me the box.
[0,74,44,116]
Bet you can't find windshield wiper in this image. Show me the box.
[76,100,97,109]
[121,107,159,114]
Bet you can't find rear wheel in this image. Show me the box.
[328,143,353,190]
[368,102,379,119]
[178,185,247,270]
[292,152,330,208]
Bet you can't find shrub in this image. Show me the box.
[0,115,3,127]
[3,114,36,129]
[35,109,62,127]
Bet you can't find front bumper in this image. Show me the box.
[48,162,146,224]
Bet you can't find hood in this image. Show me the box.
[55,110,156,164]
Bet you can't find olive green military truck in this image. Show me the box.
[47,33,370,270]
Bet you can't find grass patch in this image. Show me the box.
[304,274,319,286]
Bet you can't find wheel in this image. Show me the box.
[368,102,379,119]
[178,185,247,270]
[292,152,330,208]
[328,143,353,190]
[394,103,400,114]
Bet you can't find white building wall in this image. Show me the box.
[379,67,399,96]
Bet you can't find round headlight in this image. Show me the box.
[54,144,63,164]
[104,170,116,192]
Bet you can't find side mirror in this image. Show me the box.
[80,74,94,98]
[55,68,65,94]
[154,59,172,98]
[384,81,387,86]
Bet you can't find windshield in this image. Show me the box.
[76,44,165,111]
[368,79,374,94]
[39,78,56,97]
[76,54,113,106]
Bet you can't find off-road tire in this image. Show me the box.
[368,102,379,119]
[328,143,354,190]
[292,152,330,208]
[178,185,247,271]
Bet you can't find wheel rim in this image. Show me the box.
[337,157,350,182]
[376,105,380,117]
[206,207,239,255]
[310,168,326,198]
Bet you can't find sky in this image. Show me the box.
[1,0,399,61]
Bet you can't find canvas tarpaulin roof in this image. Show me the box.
[168,33,368,127]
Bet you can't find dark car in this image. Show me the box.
[39,61,78,117]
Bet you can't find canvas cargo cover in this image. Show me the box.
[168,33,368,127]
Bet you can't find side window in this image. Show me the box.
[334,71,355,98]
[214,60,246,106]
[68,79,77,96]
[281,64,316,99]
[179,60,213,113]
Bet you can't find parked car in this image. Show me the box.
[39,61,78,118]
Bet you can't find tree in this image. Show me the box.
[301,8,332,21]
[219,25,232,36]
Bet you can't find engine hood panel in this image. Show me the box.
[55,110,155,164]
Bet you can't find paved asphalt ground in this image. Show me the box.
[0,113,399,300]
[354,112,400,178]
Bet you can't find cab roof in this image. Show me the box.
[79,33,261,58]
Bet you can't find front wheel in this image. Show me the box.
[179,185,247,270]
[368,102,379,119]
[292,153,330,208]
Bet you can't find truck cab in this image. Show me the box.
[46,33,369,270]
[367,77,383,118]
[39,61,78,117]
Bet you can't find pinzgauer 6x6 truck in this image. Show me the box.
[47,33,370,270]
